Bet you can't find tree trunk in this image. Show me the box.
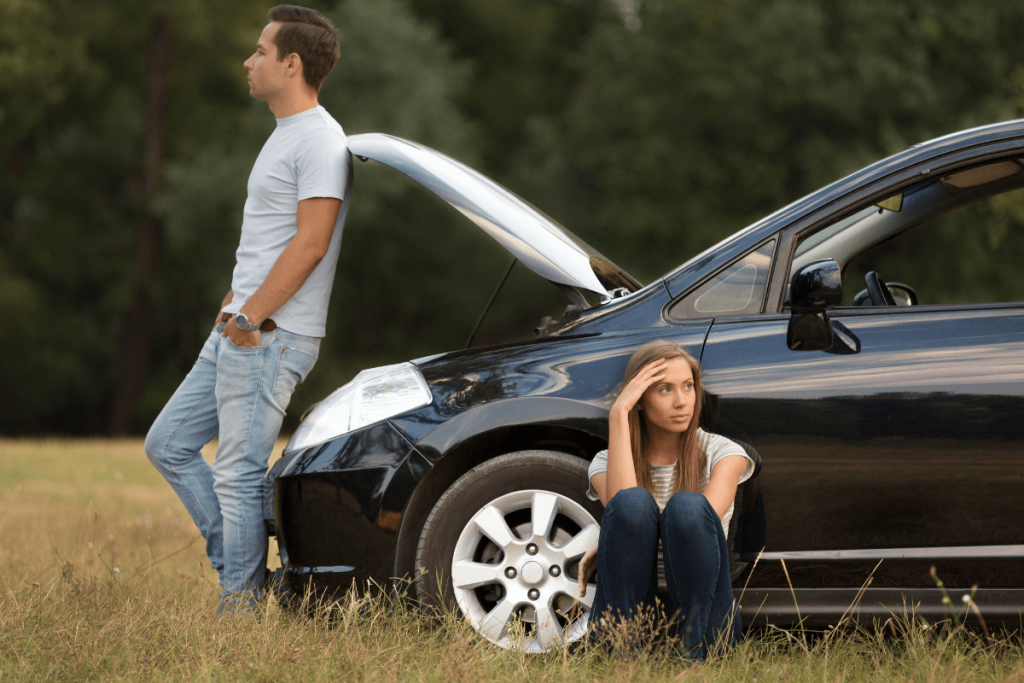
[108,14,170,435]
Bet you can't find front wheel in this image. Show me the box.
[415,450,603,653]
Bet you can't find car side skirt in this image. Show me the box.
[741,588,1024,630]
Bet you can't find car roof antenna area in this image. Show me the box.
[465,258,517,350]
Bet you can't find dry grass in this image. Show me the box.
[1,439,1021,681]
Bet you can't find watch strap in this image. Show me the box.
[235,313,261,332]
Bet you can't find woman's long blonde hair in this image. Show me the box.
[623,340,706,495]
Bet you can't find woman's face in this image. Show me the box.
[639,356,696,435]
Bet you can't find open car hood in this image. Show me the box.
[347,134,641,298]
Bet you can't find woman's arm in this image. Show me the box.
[594,358,668,505]
[600,409,636,505]
[589,472,608,506]
[703,454,749,520]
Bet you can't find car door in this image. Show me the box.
[694,158,1024,625]
[701,306,1024,576]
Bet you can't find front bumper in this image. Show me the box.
[265,421,432,599]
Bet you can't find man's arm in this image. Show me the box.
[224,197,343,346]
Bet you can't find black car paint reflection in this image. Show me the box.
[701,305,1024,599]
[269,122,1024,629]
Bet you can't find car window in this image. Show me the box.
[789,158,1024,307]
[667,240,774,320]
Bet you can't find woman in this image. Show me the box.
[578,340,753,658]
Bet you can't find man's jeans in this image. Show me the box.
[589,487,741,659]
[145,325,319,612]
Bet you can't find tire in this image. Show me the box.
[415,450,603,653]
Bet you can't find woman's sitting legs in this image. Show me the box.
[660,491,741,658]
[589,487,660,629]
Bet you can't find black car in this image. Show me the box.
[266,123,1024,650]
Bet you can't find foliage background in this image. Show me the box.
[3,0,1024,435]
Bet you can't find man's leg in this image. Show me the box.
[212,328,319,612]
[144,327,225,575]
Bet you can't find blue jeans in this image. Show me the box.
[589,487,741,659]
[145,325,319,613]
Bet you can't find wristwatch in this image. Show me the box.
[234,312,261,332]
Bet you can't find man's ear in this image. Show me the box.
[284,52,303,78]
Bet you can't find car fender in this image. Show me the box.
[398,395,610,461]
[388,396,610,582]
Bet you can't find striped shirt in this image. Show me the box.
[586,429,753,591]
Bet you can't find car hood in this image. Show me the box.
[347,133,641,298]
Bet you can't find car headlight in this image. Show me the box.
[284,362,432,455]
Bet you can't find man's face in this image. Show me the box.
[243,22,289,102]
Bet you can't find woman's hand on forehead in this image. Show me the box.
[611,358,667,417]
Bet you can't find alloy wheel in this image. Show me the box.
[450,489,599,653]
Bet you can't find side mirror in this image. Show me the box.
[790,259,842,313]
[787,259,841,351]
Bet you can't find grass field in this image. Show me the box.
[1,439,1021,681]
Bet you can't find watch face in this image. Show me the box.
[235,314,249,330]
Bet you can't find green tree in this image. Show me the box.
[407,0,606,175]
[533,0,1024,282]
[0,0,269,434]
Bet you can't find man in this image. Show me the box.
[145,5,351,614]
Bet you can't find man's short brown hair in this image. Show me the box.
[267,5,340,92]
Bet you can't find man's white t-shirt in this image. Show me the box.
[223,105,352,338]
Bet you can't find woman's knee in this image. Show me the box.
[663,491,717,536]
[603,487,659,534]
[607,486,658,515]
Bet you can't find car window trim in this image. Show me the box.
[663,237,780,324]
[767,140,1024,314]
[828,301,1024,316]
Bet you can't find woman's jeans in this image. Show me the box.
[589,487,741,658]
[144,325,319,614]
